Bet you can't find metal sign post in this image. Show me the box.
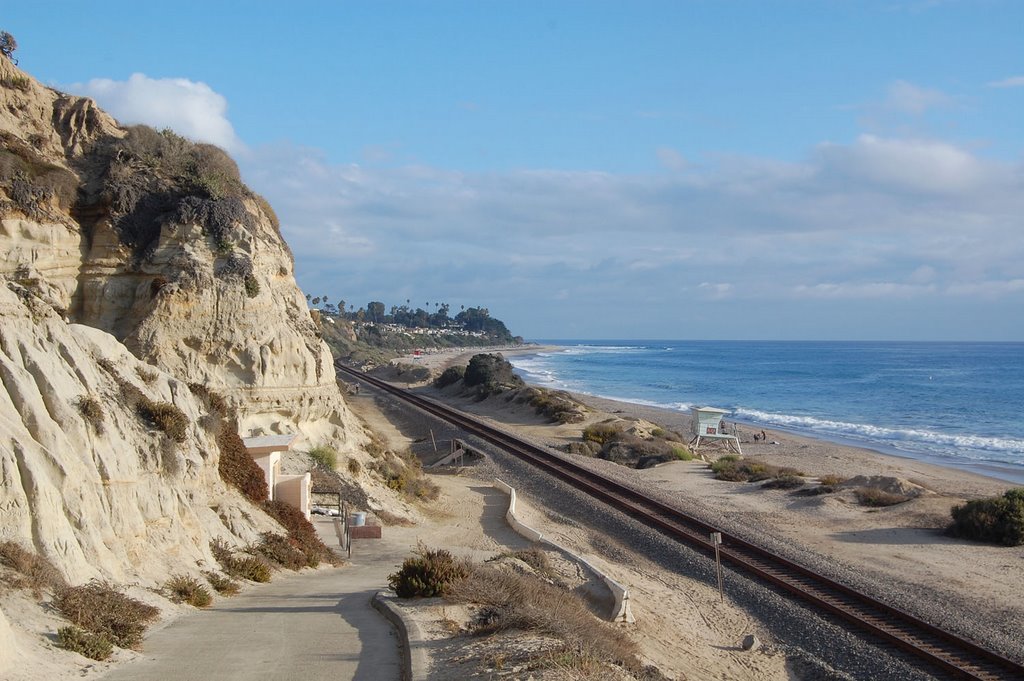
[711,532,724,602]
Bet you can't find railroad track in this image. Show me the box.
[337,361,1023,680]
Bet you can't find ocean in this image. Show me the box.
[510,341,1024,484]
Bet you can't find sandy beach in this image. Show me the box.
[386,344,1024,673]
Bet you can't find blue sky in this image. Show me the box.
[6,1,1024,340]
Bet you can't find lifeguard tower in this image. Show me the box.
[689,406,742,456]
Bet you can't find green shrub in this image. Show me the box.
[211,540,272,582]
[388,546,470,598]
[308,445,338,470]
[234,555,271,582]
[164,574,212,607]
[0,133,79,214]
[1,75,30,91]
[854,487,909,507]
[252,533,307,571]
[57,626,113,661]
[243,274,260,298]
[761,474,805,490]
[434,365,466,388]
[188,143,243,200]
[372,454,439,502]
[711,456,804,484]
[463,353,524,395]
[527,388,586,424]
[582,423,622,445]
[671,446,694,461]
[565,441,601,457]
[252,193,280,233]
[203,570,240,596]
[53,581,159,648]
[948,488,1024,546]
[0,541,65,595]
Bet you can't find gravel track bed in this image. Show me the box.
[360,383,997,680]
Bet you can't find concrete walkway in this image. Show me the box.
[101,519,411,681]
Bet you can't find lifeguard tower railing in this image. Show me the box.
[689,406,742,456]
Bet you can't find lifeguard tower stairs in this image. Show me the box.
[689,406,743,457]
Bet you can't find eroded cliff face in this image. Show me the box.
[0,55,363,450]
[0,51,377,601]
[0,286,280,582]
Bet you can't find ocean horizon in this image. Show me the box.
[510,340,1024,485]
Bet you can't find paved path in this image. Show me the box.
[102,519,411,681]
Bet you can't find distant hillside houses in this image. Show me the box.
[358,322,489,338]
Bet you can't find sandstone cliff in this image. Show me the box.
[0,52,402,675]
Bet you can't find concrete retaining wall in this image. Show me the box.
[372,591,429,681]
[491,478,634,623]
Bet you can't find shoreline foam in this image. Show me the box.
[507,345,1024,486]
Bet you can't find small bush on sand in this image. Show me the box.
[252,532,307,571]
[347,457,362,475]
[449,564,643,677]
[308,444,338,470]
[203,570,240,596]
[373,453,440,502]
[76,395,105,434]
[388,546,470,598]
[0,541,65,595]
[582,422,622,445]
[53,581,159,648]
[57,626,113,661]
[854,487,909,507]
[761,474,805,490]
[164,574,212,607]
[434,365,465,388]
[671,446,694,461]
[711,456,804,484]
[948,488,1024,546]
[819,473,847,487]
[210,539,271,582]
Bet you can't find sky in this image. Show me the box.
[5,1,1024,340]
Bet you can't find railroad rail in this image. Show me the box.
[337,361,1023,680]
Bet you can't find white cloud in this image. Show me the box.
[946,279,1024,297]
[791,282,937,300]
[815,135,987,194]
[236,134,1024,331]
[698,282,734,299]
[884,80,953,114]
[73,73,243,152]
[656,146,687,171]
[987,76,1024,89]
